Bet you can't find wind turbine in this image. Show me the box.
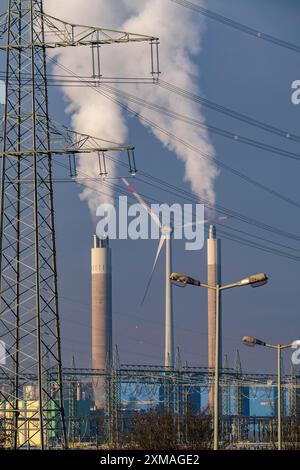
[122,177,176,367]
[121,177,227,368]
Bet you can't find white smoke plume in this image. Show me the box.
[45,0,217,214]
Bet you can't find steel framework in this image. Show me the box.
[58,365,300,448]
[0,364,299,448]
[0,0,159,449]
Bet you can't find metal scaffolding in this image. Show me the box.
[0,363,299,448]
[62,365,300,448]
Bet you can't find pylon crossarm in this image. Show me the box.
[0,10,158,49]
[41,12,158,47]
[0,117,133,154]
[0,147,133,157]
[0,118,136,175]
[47,119,134,154]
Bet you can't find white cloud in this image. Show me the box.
[45,0,217,214]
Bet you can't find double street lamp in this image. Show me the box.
[242,336,300,450]
[170,271,268,450]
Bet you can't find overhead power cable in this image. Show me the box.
[96,151,300,245]
[5,68,299,147]
[7,67,300,159]
[159,80,300,145]
[101,179,300,262]
[55,152,300,248]
[100,83,300,163]
[91,86,300,212]
[52,158,300,262]
[47,57,300,244]
[5,67,299,148]
[46,56,300,212]
[170,0,300,54]
[5,70,300,148]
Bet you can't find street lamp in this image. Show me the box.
[170,272,268,450]
[242,336,300,450]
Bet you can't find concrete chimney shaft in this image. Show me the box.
[91,235,112,408]
[207,225,222,410]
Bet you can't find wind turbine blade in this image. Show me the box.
[176,215,229,230]
[211,215,232,223]
[121,177,162,228]
[178,219,209,229]
[141,235,166,305]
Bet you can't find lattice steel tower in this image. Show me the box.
[0,0,159,449]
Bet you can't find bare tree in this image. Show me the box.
[282,418,300,450]
[121,407,213,450]
[127,408,178,450]
[0,418,10,449]
[182,406,213,449]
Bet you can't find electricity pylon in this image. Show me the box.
[0,0,159,449]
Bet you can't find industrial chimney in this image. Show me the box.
[91,235,112,408]
[207,225,222,411]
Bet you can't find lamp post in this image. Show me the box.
[242,336,300,450]
[170,272,268,450]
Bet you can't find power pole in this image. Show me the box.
[0,0,159,449]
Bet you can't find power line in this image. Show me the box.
[101,83,300,164]
[105,179,300,261]
[6,68,299,147]
[56,168,300,262]
[46,61,300,258]
[122,175,300,246]
[9,66,300,166]
[87,87,300,212]
[89,89,300,211]
[52,155,300,262]
[0,72,156,86]
[159,80,300,145]
[132,176,300,254]
[47,55,300,213]
[6,68,300,152]
[170,0,300,54]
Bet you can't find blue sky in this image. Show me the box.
[1,0,300,374]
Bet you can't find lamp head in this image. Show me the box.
[242,336,266,347]
[240,273,268,288]
[170,273,200,286]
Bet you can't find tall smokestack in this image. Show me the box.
[91,235,112,408]
[207,225,221,411]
